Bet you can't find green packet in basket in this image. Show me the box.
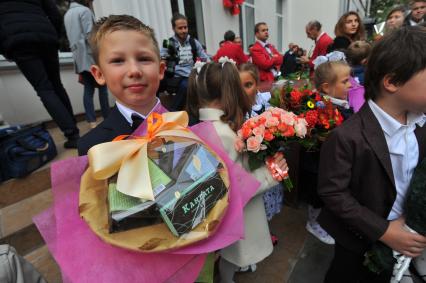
[107,158,172,232]
[107,142,228,236]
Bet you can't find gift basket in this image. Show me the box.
[79,112,230,252]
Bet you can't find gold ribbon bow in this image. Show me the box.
[88,111,201,201]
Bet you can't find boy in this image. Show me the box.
[317,26,426,283]
[345,40,371,86]
[77,15,166,156]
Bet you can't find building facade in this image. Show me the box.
[1,0,347,125]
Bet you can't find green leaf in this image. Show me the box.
[248,155,264,171]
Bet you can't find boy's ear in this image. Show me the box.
[90,65,106,86]
[382,74,399,93]
[159,61,166,81]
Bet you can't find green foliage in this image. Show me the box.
[405,158,426,235]
[364,158,426,273]
[363,242,395,274]
[270,88,282,107]
[248,151,267,171]
[370,0,410,23]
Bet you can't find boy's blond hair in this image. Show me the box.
[89,15,160,64]
[346,41,371,66]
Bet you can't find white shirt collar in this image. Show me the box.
[257,39,269,48]
[410,18,424,26]
[199,108,225,121]
[316,32,325,41]
[115,98,160,126]
[368,99,426,137]
[324,95,350,109]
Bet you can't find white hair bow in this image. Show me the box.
[312,51,346,70]
[193,61,207,74]
[218,56,236,67]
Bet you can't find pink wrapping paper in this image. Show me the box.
[36,157,202,283]
[33,111,261,282]
[348,77,365,113]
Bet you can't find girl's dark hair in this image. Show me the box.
[186,62,251,132]
[364,26,426,100]
[335,11,366,41]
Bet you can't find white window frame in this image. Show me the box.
[276,0,284,52]
[239,0,255,52]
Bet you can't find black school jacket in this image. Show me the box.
[317,103,426,253]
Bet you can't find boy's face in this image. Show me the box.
[386,11,404,29]
[91,30,165,114]
[392,70,426,113]
[411,1,426,21]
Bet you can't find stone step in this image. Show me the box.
[0,189,53,238]
[0,120,93,257]
[0,189,52,257]
[24,245,62,283]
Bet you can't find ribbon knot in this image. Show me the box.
[88,111,201,201]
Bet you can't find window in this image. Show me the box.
[170,0,206,46]
[239,0,255,52]
[276,0,284,52]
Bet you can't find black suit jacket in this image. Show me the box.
[78,105,132,156]
[317,103,426,253]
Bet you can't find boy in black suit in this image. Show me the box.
[318,26,426,282]
[78,15,166,156]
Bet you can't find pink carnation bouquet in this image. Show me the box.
[235,107,308,191]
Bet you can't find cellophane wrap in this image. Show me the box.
[79,112,230,252]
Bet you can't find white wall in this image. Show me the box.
[0,0,346,125]
[283,0,341,53]
[92,0,173,49]
[202,0,240,55]
[0,61,114,125]
[255,0,280,49]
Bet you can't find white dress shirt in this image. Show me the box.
[368,100,426,220]
[115,98,160,127]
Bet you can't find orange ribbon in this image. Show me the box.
[88,111,201,201]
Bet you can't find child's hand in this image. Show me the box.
[380,217,426,258]
[265,152,289,181]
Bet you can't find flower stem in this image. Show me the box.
[283,176,293,192]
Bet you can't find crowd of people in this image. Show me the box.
[0,0,426,282]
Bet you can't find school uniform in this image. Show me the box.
[77,99,162,156]
[250,41,283,82]
[198,108,277,281]
[212,41,249,66]
[317,102,426,282]
[308,32,334,70]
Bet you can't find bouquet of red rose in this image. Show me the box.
[270,85,344,151]
[235,107,309,191]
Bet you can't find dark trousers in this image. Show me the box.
[324,243,391,283]
[80,71,110,122]
[171,77,188,112]
[13,47,79,139]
